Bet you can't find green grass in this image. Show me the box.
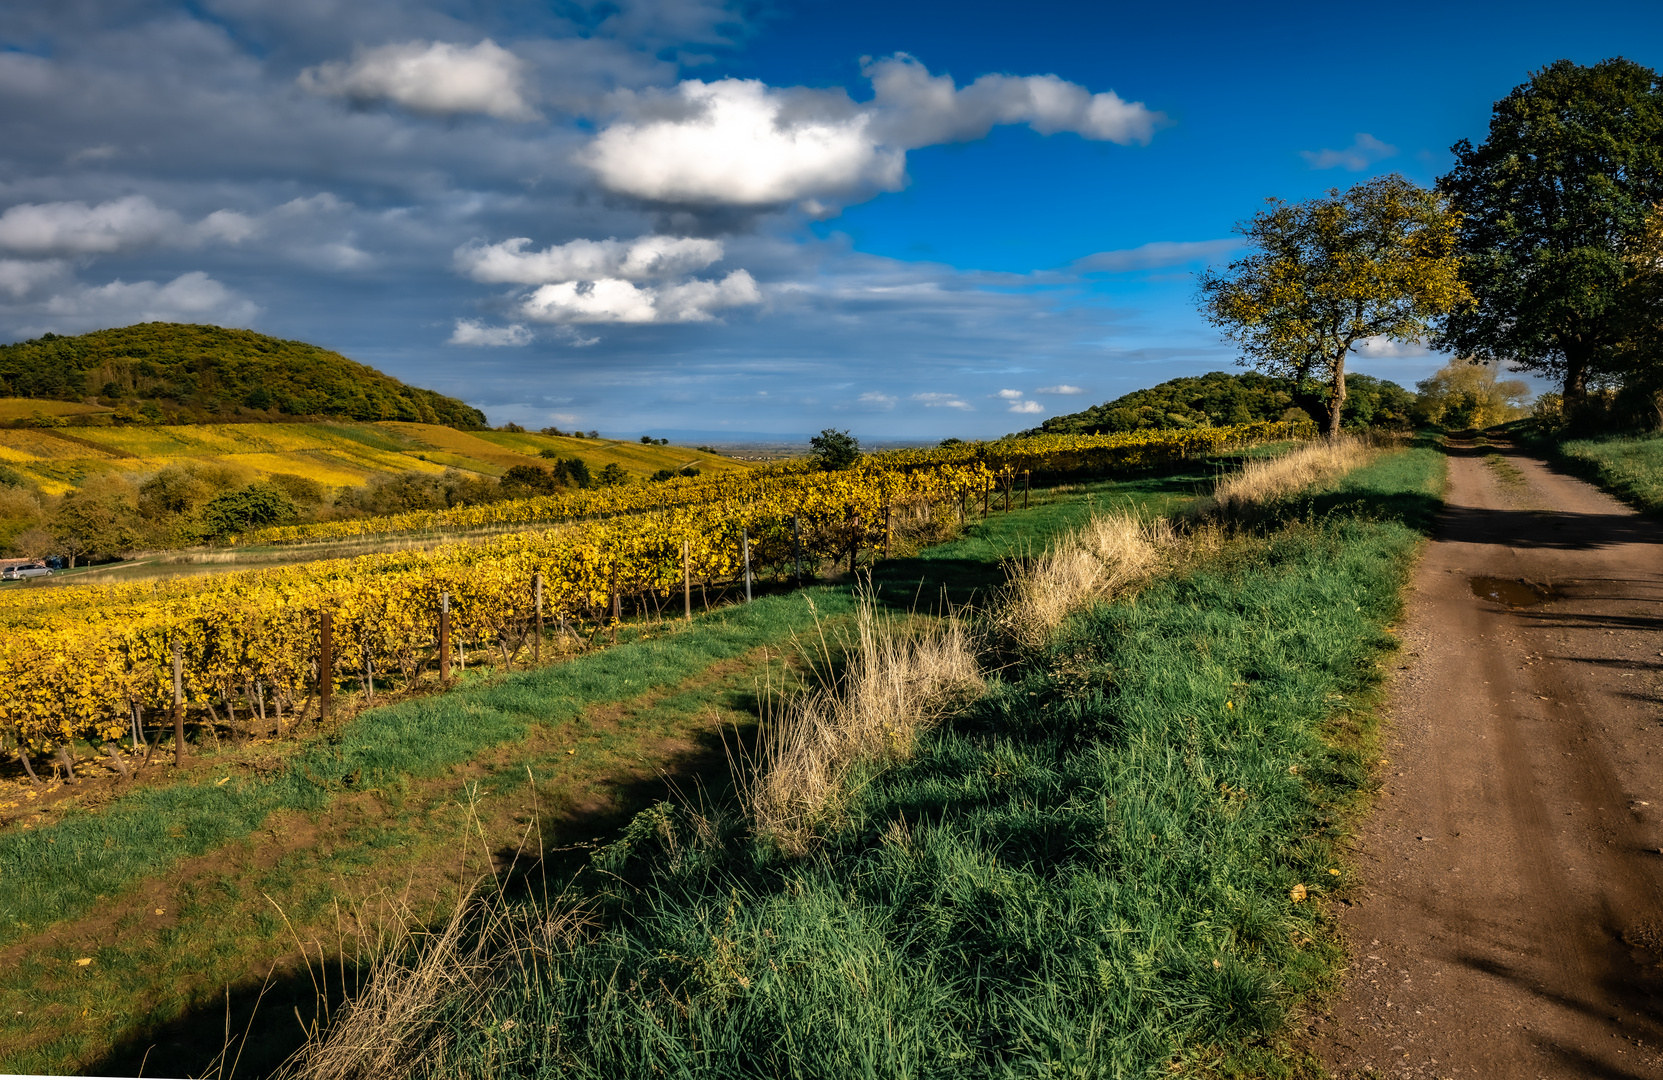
[339,447,1444,1079]
[1545,430,1663,512]
[0,467,1224,1076]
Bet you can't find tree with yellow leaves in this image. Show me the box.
[1198,174,1471,437]
[1412,359,1532,430]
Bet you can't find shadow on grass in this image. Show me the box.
[85,718,751,1080]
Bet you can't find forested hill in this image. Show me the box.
[0,323,487,429]
[1025,370,1412,435]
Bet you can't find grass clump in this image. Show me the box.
[279,446,1445,1079]
[991,510,1175,652]
[744,591,982,854]
[1193,434,1381,521]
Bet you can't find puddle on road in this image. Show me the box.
[1469,576,1555,607]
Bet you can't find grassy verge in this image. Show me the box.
[0,468,1212,1077]
[282,447,1444,1079]
[1505,424,1663,512]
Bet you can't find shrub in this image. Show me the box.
[810,428,860,470]
[199,481,297,537]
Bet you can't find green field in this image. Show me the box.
[0,448,1444,1077]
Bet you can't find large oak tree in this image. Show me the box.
[1198,174,1468,436]
[1435,58,1663,401]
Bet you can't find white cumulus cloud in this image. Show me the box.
[450,319,532,346]
[583,54,1163,209]
[584,79,899,208]
[1007,399,1043,414]
[1301,133,1397,171]
[40,271,258,329]
[0,195,181,257]
[996,388,1023,399]
[1353,335,1430,358]
[456,235,725,284]
[519,269,759,324]
[300,40,537,121]
[1037,385,1084,394]
[0,258,70,299]
[858,391,897,409]
[0,197,266,259]
[863,54,1160,147]
[913,392,972,410]
[459,232,760,326]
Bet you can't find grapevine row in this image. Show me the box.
[235,422,1309,547]
[0,422,1306,767]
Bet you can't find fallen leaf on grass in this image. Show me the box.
[214,777,229,786]
[1290,884,1308,902]
[73,958,91,966]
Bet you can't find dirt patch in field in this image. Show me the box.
[1311,437,1663,1078]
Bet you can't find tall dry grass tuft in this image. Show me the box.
[1196,434,1380,521]
[744,592,981,854]
[272,892,591,1080]
[992,510,1175,652]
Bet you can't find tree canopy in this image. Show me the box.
[1412,360,1532,429]
[1435,58,1663,401]
[1198,174,1469,435]
[1024,370,1412,436]
[0,322,487,428]
[810,428,860,471]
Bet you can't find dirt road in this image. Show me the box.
[1315,439,1663,1078]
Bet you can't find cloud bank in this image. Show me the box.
[583,54,1164,211]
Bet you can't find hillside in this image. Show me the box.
[1027,369,1413,435]
[0,323,486,429]
[0,420,750,497]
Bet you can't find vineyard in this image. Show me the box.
[237,421,1305,546]
[0,422,1305,775]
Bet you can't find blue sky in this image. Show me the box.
[0,0,1657,438]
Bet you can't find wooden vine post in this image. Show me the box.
[319,611,334,718]
[533,572,544,663]
[439,592,451,684]
[742,526,752,603]
[683,539,692,621]
[791,514,805,583]
[171,640,184,767]
[1023,469,1030,510]
[845,504,859,576]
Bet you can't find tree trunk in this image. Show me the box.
[1562,344,1591,402]
[1291,385,1335,433]
[16,744,42,787]
[1326,362,1348,438]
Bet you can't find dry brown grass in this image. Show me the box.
[991,510,1176,652]
[1195,434,1381,521]
[266,889,591,1080]
[743,592,981,853]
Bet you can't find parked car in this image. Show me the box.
[1,563,52,580]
